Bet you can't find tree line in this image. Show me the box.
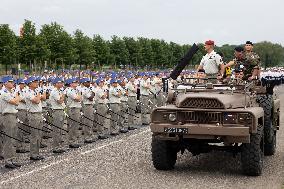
[0,19,283,73]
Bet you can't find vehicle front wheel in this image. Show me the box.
[241,125,264,176]
[151,137,178,170]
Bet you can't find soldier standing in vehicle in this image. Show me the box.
[25,77,45,161]
[197,40,225,79]
[49,77,66,154]
[244,41,261,78]
[1,76,22,168]
[225,46,260,80]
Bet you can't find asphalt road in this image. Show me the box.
[0,86,284,189]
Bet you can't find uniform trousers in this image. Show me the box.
[28,112,43,158]
[52,109,65,150]
[82,104,94,140]
[96,103,108,135]
[67,108,80,144]
[109,103,120,134]
[127,96,137,126]
[2,113,17,162]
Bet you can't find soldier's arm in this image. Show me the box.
[54,91,64,104]
[224,60,235,68]
[88,92,95,101]
[251,68,260,79]
[41,91,46,101]
[219,64,225,76]
[31,93,41,104]
[143,82,150,89]
[19,94,26,103]
[69,90,81,102]
[6,93,21,105]
[197,57,205,72]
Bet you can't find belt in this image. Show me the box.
[28,112,42,114]
[3,113,17,115]
[52,109,64,111]
[206,73,217,76]
[141,94,149,96]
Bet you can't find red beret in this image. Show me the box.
[205,40,214,45]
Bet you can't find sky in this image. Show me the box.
[1,0,283,46]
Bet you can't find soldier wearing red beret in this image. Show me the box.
[197,40,224,80]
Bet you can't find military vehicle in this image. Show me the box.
[150,44,282,176]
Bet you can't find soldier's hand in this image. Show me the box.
[217,75,223,80]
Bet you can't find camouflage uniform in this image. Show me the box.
[243,51,261,68]
[239,51,261,80]
[233,55,260,80]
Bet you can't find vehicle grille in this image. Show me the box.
[179,98,224,109]
[181,111,223,124]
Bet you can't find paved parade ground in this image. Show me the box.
[0,86,283,189]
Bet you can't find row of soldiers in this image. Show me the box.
[0,72,166,169]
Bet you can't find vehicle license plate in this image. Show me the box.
[164,127,188,134]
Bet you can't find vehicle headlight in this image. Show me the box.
[224,113,252,125]
[224,113,238,124]
[168,113,177,122]
[238,113,252,125]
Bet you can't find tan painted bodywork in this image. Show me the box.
[151,93,265,143]
[176,93,248,109]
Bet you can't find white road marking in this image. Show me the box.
[0,129,150,185]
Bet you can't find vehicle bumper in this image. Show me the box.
[150,123,250,143]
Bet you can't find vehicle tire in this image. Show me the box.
[257,95,276,155]
[151,137,178,170]
[263,121,276,156]
[241,125,264,176]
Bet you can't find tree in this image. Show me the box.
[150,39,168,69]
[169,42,184,68]
[34,34,51,70]
[92,34,111,68]
[123,37,143,69]
[0,24,17,73]
[138,37,154,69]
[254,41,284,67]
[109,35,129,68]
[73,29,95,69]
[19,19,38,70]
[39,22,76,69]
